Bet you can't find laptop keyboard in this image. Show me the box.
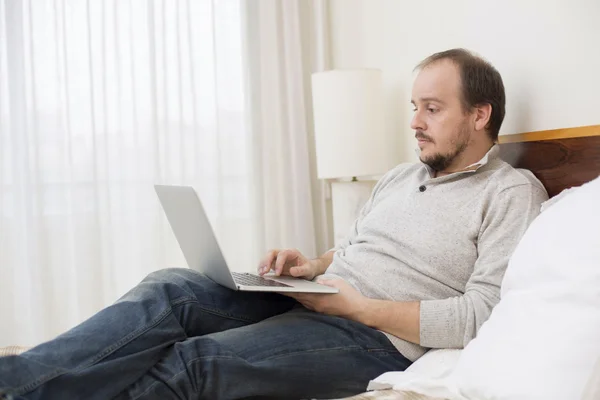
[231,272,292,288]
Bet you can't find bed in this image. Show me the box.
[2,126,599,399]
[340,124,600,400]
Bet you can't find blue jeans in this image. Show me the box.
[0,268,411,399]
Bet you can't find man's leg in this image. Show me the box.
[116,307,412,400]
[0,268,295,400]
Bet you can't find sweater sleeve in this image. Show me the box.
[419,183,548,348]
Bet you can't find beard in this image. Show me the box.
[418,124,471,172]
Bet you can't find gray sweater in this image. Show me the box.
[324,145,548,361]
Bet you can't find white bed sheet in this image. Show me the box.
[363,349,465,400]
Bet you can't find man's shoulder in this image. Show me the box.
[478,161,549,231]
[484,159,547,196]
[473,161,550,218]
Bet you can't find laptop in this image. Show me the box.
[154,185,338,294]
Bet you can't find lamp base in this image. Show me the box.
[331,180,376,247]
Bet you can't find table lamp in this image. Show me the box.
[311,69,401,246]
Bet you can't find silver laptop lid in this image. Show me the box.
[154,185,237,289]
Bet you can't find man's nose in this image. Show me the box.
[410,110,426,131]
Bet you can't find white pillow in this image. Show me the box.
[582,357,600,400]
[404,349,462,379]
[449,175,600,400]
[539,185,580,213]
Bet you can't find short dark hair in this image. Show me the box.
[416,48,506,142]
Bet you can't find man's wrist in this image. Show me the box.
[311,258,325,277]
[311,257,327,276]
[352,299,421,344]
[353,298,376,326]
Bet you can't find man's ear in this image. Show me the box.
[474,103,492,132]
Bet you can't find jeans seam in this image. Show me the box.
[367,348,397,353]
[196,305,261,325]
[13,297,198,396]
[257,345,364,362]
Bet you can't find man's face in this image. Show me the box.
[410,60,475,172]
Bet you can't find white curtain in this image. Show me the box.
[242,0,333,260]
[0,0,329,347]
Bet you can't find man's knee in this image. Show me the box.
[142,268,218,291]
[141,268,210,294]
[144,268,194,283]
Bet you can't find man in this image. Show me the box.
[0,49,548,399]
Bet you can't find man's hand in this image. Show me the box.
[286,278,421,344]
[257,249,325,280]
[284,278,368,321]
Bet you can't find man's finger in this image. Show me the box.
[316,278,334,286]
[274,250,293,276]
[294,293,317,303]
[258,249,279,275]
[289,292,311,302]
[257,251,272,272]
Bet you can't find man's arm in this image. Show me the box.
[416,184,547,348]
[356,300,421,344]
[301,183,547,349]
[288,279,420,344]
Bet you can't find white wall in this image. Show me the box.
[328,0,600,163]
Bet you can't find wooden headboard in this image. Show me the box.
[498,125,600,198]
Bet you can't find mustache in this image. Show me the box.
[415,131,434,143]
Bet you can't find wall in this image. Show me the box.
[328,0,600,163]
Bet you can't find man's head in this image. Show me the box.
[411,48,505,173]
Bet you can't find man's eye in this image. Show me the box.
[427,108,438,113]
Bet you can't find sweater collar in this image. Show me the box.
[419,144,500,178]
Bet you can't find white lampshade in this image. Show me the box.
[311,69,400,179]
